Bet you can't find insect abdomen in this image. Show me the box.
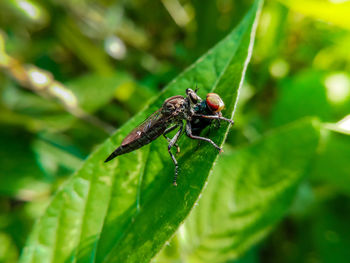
[104,125,166,162]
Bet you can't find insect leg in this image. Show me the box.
[164,125,178,135]
[168,123,183,186]
[185,122,222,152]
[163,125,180,153]
[193,114,234,124]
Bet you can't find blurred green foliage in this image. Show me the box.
[0,0,349,262]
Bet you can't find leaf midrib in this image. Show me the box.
[101,12,253,263]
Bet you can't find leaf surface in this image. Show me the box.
[175,119,321,263]
[20,1,262,262]
[310,125,350,195]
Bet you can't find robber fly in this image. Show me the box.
[104,88,234,186]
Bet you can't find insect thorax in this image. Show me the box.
[194,100,211,115]
[162,95,187,120]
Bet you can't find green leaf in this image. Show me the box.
[0,125,49,198]
[310,125,350,195]
[176,119,321,263]
[55,17,115,75]
[0,232,19,262]
[307,196,350,263]
[65,73,131,113]
[66,72,156,115]
[20,1,263,262]
[271,70,331,127]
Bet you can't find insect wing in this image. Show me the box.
[121,108,164,146]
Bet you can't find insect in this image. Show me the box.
[104,88,234,186]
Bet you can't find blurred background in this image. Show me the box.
[0,0,349,262]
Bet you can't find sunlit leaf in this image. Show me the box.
[279,0,350,31]
[20,1,263,262]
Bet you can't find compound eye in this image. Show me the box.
[206,93,224,112]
